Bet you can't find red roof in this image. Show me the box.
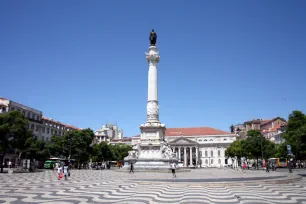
[262,125,282,133]
[111,138,132,142]
[42,116,81,130]
[260,119,271,125]
[166,127,231,136]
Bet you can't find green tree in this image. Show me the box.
[46,128,95,164]
[275,143,287,158]
[28,138,49,162]
[243,130,276,168]
[109,144,132,161]
[0,111,30,173]
[13,130,36,168]
[92,142,113,162]
[46,135,65,157]
[283,110,306,159]
[225,140,244,159]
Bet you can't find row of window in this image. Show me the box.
[200,150,222,157]
[29,123,65,136]
[204,159,222,165]
[10,107,73,133]
[44,122,67,131]
[198,138,228,142]
[10,107,41,121]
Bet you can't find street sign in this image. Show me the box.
[287,145,292,155]
[287,145,291,151]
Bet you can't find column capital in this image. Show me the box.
[146,46,160,65]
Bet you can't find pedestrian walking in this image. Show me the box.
[288,159,293,173]
[266,162,270,172]
[129,162,134,173]
[57,164,62,180]
[63,162,70,181]
[272,163,276,171]
[8,161,12,169]
[170,161,177,177]
[242,162,247,172]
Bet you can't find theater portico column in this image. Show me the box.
[184,147,187,167]
[196,147,199,167]
[189,147,193,166]
[178,147,181,161]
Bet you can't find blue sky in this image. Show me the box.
[1,1,306,136]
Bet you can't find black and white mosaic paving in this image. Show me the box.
[0,169,306,203]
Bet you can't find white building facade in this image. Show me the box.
[131,127,236,167]
[41,117,81,142]
[0,98,80,142]
[0,97,80,167]
[95,124,124,144]
[0,97,43,139]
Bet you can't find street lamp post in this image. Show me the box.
[69,136,72,160]
[260,135,264,168]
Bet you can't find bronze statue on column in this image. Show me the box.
[149,29,157,46]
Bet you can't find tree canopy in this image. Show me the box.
[0,111,32,173]
[225,130,276,165]
[282,110,306,159]
[47,128,95,163]
[91,142,132,162]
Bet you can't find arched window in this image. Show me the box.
[218,150,221,157]
[218,159,221,164]
[210,139,213,141]
[211,159,214,164]
[211,151,213,157]
[204,139,207,141]
[205,151,208,157]
[224,138,227,141]
[205,159,208,164]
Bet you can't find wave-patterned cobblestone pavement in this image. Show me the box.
[0,170,305,203]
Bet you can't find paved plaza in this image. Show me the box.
[0,168,306,204]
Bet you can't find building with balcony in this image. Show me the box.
[234,117,287,143]
[41,117,81,142]
[0,97,81,167]
[0,97,43,139]
[0,97,81,142]
[94,123,123,144]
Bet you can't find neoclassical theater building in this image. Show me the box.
[131,127,236,167]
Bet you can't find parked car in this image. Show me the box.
[44,160,56,169]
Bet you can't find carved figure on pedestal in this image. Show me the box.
[160,143,176,159]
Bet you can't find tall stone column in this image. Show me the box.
[190,147,193,166]
[184,147,187,167]
[124,30,177,169]
[146,46,160,123]
[178,147,181,161]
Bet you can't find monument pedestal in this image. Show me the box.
[124,123,177,169]
[136,123,176,169]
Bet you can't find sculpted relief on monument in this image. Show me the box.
[147,101,159,120]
